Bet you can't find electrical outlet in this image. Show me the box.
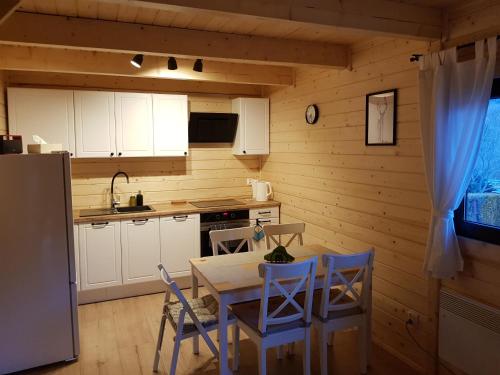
[406,310,420,327]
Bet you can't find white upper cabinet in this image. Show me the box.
[74,91,116,158]
[121,218,161,284]
[79,221,122,290]
[7,88,76,155]
[153,94,189,156]
[232,97,269,155]
[115,92,154,157]
[160,214,200,278]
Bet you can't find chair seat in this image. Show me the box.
[167,294,232,334]
[230,296,307,337]
[296,288,364,322]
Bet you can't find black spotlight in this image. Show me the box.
[193,58,203,72]
[130,54,144,68]
[168,56,178,70]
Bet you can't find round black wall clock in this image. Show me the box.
[305,104,319,124]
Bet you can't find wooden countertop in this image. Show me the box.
[73,199,280,224]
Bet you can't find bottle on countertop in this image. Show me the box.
[136,190,143,206]
[129,195,137,207]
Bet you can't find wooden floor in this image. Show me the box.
[22,290,421,375]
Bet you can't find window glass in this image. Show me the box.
[464,98,500,228]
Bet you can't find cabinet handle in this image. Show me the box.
[184,151,187,156]
[133,218,149,224]
[258,210,271,215]
[110,152,114,157]
[257,219,271,224]
[173,215,188,221]
[118,152,122,156]
[243,150,247,154]
[91,222,109,228]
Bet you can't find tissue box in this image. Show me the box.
[27,144,63,154]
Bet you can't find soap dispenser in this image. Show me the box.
[136,190,143,206]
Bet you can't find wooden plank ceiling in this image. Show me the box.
[0,0,463,87]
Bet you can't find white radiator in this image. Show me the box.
[439,289,500,375]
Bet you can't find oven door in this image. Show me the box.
[200,219,252,257]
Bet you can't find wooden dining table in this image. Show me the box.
[190,244,372,375]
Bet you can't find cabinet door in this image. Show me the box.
[115,92,154,157]
[243,98,269,154]
[160,214,200,277]
[79,221,121,290]
[75,91,116,158]
[7,88,75,155]
[121,218,161,284]
[251,217,279,252]
[73,224,80,291]
[153,94,188,156]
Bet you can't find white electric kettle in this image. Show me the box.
[255,181,273,201]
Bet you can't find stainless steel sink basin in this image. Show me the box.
[79,205,154,217]
[115,205,154,213]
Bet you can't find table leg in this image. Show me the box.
[192,270,199,355]
[218,294,232,375]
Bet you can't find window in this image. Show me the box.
[455,78,500,245]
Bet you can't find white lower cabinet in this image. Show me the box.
[73,225,80,291]
[121,218,161,284]
[79,221,122,290]
[160,214,200,278]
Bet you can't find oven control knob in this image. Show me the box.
[230,213,236,219]
[215,215,221,220]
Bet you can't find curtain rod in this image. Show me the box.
[410,35,500,62]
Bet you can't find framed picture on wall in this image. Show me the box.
[365,89,397,146]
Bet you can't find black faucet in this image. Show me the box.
[111,171,129,209]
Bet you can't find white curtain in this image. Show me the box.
[419,37,497,279]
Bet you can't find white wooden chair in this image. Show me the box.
[153,264,239,375]
[209,226,255,255]
[230,257,318,375]
[263,223,305,250]
[313,249,374,375]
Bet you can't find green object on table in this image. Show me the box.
[264,245,295,263]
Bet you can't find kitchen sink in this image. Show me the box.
[79,205,154,217]
[115,205,154,213]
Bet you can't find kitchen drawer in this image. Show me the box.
[250,206,279,219]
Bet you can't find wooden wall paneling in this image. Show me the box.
[442,237,500,309]
[0,71,6,135]
[263,37,435,372]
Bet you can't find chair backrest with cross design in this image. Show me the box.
[263,223,305,250]
[318,249,374,320]
[257,257,318,335]
[209,226,255,256]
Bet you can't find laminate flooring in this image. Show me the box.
[20,290,422,375]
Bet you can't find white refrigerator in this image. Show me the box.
[0,153,79,374]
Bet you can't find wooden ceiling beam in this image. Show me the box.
[6,71,264,97]
[0,12,349,69]
[0,44,294,86]
[0,0,21,25]
[115,0,443,40]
